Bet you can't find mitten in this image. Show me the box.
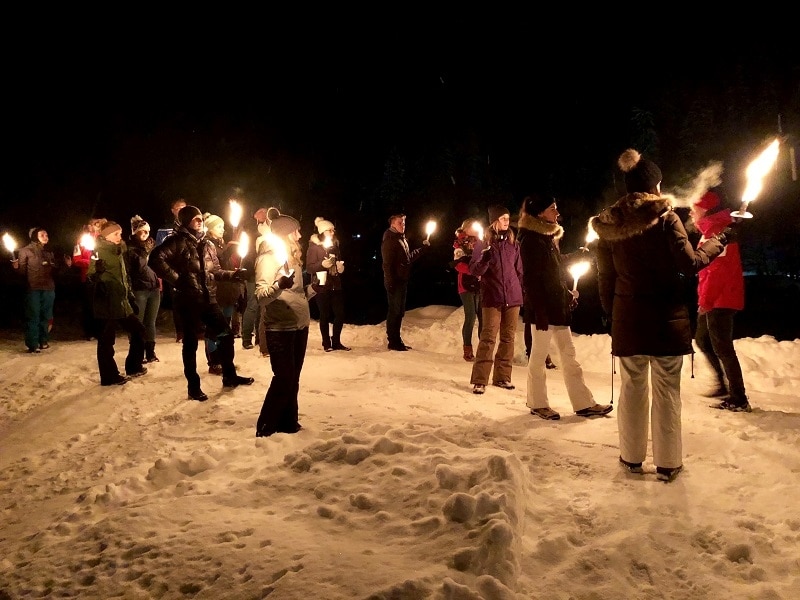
[277,273,295,289]
[232,268,247,281]
[336,261,345,273]
[321,257,334,269]
[128,294,139,316]
[480,247,492,262]
[422,239,431,246]
[716,226,738,245]
[94,259,106,274]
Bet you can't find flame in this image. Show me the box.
[472,222,484,241]
[585,221,598,245]
[322,237,333,249]
[228,199,243,228]
[79,233,95,251]
[3,233,17,254]
[569,261,591,290]
[425,220,437,236]
[742,138,780,204]
[237,231,249,259]
[264,232,288,266]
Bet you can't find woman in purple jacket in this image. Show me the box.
[468,205,524,394]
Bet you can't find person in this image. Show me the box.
[155,197,187,343]
[14,227,71,353]
[126,215,161,363]
[381,212,430,351]
[690,190,750,412]
[518,194,613,420]
[468,205,523,394]
[88,220,148,385]
[306,216,350,352]
[254,213,310,437]
[242,206,280,353]
[149,204,253,401]
[452,219,483,361]
[72,217,104,340]
[591,148,734,482]
[203,212,245,374]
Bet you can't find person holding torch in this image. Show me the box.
[72,218,104,340]
[254,213,309,437]
[518,194,612,420]
[306,216,350,352]
[591,149,735,482]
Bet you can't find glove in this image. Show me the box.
[232,268,247,281]
[276,272,295,290]
[715,226,738,245]
[94,259,106,274]
[422,239,431,247]
[336,261,345,273]
[128,295,139,316]
[480,247,492,262]
[321,257,334,269]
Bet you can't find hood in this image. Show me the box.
[590,193,672,242]
[517,213,564,241]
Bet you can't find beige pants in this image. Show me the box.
[617,355,683,469]
[470,305,519,385]
[526,325,594,412]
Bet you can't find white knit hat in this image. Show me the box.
[315,216,335,234]
[130,215,150,235]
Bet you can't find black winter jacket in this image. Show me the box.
[148,226,238,305]
[126,236,160,292]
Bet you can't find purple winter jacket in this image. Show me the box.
[469,234,523,309]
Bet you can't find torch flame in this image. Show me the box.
[228,199,243,228]
[742,138,780,204]
[425,220,437,237]
[237,231,249,259]
[569,261,591,291]
[3,233,17,254]
[472,222,484,241]
[265,232,288,267]
[585,221,598,245]
[322,237,333,249]
[79,233,95,252]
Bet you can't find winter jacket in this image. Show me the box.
[469,230,523,309]
[695,208,744,312]
[148,226,238,305]
[381,227,427,289]
[452,231,480,294]
[254,235,310,331]
[72,241,95,283]
[306,233,344,292]
[125,236,160,292]
[16,242,57,291]
[590,193,726,357]
[207,235,245,308]
[89,237,135,320]
[518,213,582,329]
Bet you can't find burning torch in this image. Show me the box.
[568,261,591,292]
[731,138,780,219]
[425,220,437,243]
[229,199,243,235]
[3,233,18,261]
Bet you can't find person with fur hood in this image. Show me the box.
[306,216,350,352]
[518,193,613,420]
[590,149,737,482]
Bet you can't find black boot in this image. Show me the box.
[223,375,255,388]
[145,341,159,363]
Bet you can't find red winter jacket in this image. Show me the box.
[696,209,744,312]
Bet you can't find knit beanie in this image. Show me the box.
[270,214,301,237]
[130,215,150,235]
[98,220,122,238]
[523,193,555,216]
[695,191,721,211]
[203,213,225,231]
[315,216,335,234]
[487,204,510,224]
[29,227,44,242]
[618,149,663,193]
[178,205,203,227]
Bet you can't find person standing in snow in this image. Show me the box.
[591,149,735,482]
[126,215,161,364]
[690,190,750,412]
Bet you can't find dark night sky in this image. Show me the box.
[2,26,798,257]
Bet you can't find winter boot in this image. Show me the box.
[145,341,159,363]
[463,345,474,361]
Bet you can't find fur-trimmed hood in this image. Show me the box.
[517,213,564,241]
[589,193,673,242]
